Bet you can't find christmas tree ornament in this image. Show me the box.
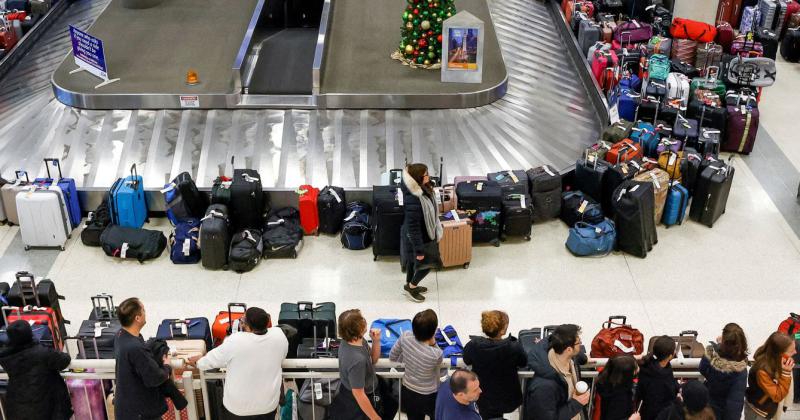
[428,45,434,51]
[428,51,435,59]
[418,38,427,48]
[405,44,414,54]
[420,20,430,30]
[394,0,454,69]
[417,56,424,64]
[424,59,431,65]
[405,22,413,30]
[422,10,429,17]
[427,30,434,37]
[413,18,420,25]
[437,34,442,43]
[413,8,419,14]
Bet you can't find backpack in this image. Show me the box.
[778,313,800,358]
[590,315,644,358]
[81,199,112,247]
[340,202,372,250]
[648,54,671,81]
[370,319,413,357]
[229,229,263,273]
[169,219,201,264]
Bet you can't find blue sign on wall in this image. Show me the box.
[69,25,109,80]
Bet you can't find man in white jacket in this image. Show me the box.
[188,307,288,419]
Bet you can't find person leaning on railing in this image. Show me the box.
[636,336,678,420]
[744,332,796,420]
[699,323,749,420]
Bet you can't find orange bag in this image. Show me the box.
[670,17,717,43]
[590,315,645,358]
[605,139,643,164]
[212,303,248,347]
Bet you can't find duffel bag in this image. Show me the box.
[370,319,413,357]
[590,315,645,358]
[100,225,167,262]
[169,219,201,264]
[725,56,777,87]
[81,200,112,247]
[565,219,616,257]
[229,229,263,273]
[670,17,717,43]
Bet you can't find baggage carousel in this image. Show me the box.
[0,0,606,208]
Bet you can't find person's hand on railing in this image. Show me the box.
[185,354,202,368]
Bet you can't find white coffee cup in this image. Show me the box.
[576,381,589,394]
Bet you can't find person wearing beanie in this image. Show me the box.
[0,320,73,420]
[656,381,715,420]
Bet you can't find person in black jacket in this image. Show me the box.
[0,320,72,420]
[114,298,172,420]
[145,338,188,411]
[463,310,527,419]
[400,163,443,303]
[699,323,748,420]
[595,355,639,420]
[655,381,715,420]
[524,324,589,420]
[636,336,678,420]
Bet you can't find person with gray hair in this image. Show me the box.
[436,368,483,419]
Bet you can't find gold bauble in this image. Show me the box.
[406,22,413,29]
[421,20,431,30]
[405,44,414,54]
[424,59,431,65]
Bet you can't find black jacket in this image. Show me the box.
[636,358,678,420]
[401,169,435,260]
[523,336,583,420]
[655,401,687,420]
[596,381,634,420]
[463,335,527,416]
[114,329,171,420]
[0,343,72,420]
[698,345,747,420]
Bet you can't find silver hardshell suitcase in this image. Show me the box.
[1,171,31,225]
[16,185,71,251]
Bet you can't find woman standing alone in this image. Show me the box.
[401,163,443,303]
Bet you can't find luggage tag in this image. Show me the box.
[241,173,260,183]
[617,188,627,201]
[649,172,661,189]
[543,165,555,177]
[330,189,342,203]
[159,183,176,194]
[120,243,129,259]
[182,239,191,256]
[344,211,358,222]
[507,171,519,184]
[519,195,526,208]
[668,153,677,166]
[613,339,636,354]
[578,200,588,214]
[396,188,404,206]
[314,382,323,400]
[267,218,286,227]
[476,182,483,191]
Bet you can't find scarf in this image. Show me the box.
[421,192,443,242]
[549,349,581,420]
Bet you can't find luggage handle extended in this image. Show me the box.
[14,170,29,183]
[91,294,116,321]
[606,315,627,325]
[227,303,247,335]
[43,158,64,181]
[680,330,698,337]
[14,270,40,306]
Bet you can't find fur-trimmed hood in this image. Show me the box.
[402,168,424,198]
[705,345,748,373]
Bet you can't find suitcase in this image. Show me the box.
[527,165,562,223]
[438,218,472,269]
[725,88,759,107]
[671,38,699,64]
[689,72,728,99]
[759,0,780,30]
[77,295,121,359]
[611,180,658,258]
[471,210,502,245]
[670,59,701,79]
[263,207,303,259]
[689,159,734,227]
[501,195,532,240]
[601,160,641,215]
[643,78,668,101]
[716,22,736,53]
[696,128,722,156]
[634,168,670,224]
[695,43,723,75]
[30,0,50,14]
[7,271,67,337]
[212,303,248,347]
[156,317,213,355]
[200,204,231,270]
[647,36,673,56]
[317,186,346,234]
[109,164,148,229]
[724,104,760,154]
[606,139,643,164]
[662,181,690,226]
[68,378,108,420]
[585,140,613,163]
[169,219,201,264]
[781,27,800,62]
[211,176,232,205]
[619,89,640,122]
[646,330,705,358]
[574,156,610,203]
[230,168,265,231]
[688,99,727,136]
[228,229,263,273]
[298,185,320,235]
[2,306,63,350]
[578,19,601,56]
[666,72,691,108]
[17,184,71,251]
[380,169,403,186]
[100,225,168,262]
[33,158,81,228]
[162,172,208,223]
[278,301,337,340]
[435,184,457,213]
[754,27,779,59]
[0,25,18,51]
[631,121,661,158]
[0,171,31,225]
[731,36,764,56]
[372,186,404,260]
[561,190,604,227]
[455,181,502,212]
[679,148,703,196]
[487,170,529,198]
[783,3,800,36]
[453,175,487,186]
[673,115,700,145]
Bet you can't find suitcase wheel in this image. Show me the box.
[463,262,470,269]
[526,236,532,241]
[60,246,65,251]
[373,255,378,261]
[492,239,500,247]
[24,245,30,251]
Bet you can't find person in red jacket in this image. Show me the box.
[745,332,796,420]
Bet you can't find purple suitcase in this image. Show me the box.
[657,138,683,155]
[724,105,760,154]
[68,378,107,420]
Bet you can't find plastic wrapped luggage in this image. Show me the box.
[372,186,404,260]
[501,195,532,240]
[695,43,723,74]
[109,164,148,228]
[228,229,263,273]
[17,185,71,251]
[487,170,529,198]
[724,104,760,154]
[317,186,346,234]
[200,204,231,270]
[169,219,201,264]
[690,159,734,227]
[278,301,337,340]
[561,190,604,227]
[438,216,472,268]
[611,180,657,258]
[100,225,167,262]
[672,38,699,64]
[230,168,266,231]
[633,168,670,224]
[263,207,303,258]
[297,185,320,235]
[33,158,81,228]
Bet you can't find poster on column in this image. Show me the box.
[69,25,110,80]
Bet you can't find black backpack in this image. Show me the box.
[317,186,346,234]
[340,202,372,250]
[229,230,263,273]
[81,199,112,247]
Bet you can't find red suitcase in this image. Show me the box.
[715,22,735,53]
[297,184,319,235]
[724,105,760,154]
[4,306,63,351]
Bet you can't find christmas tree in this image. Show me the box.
[392,0,456,69]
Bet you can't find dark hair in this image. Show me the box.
[449,368,478,395]
[481,310,509,339]
[719,323,748,362]
[406,163,433,195]
[597,355,637,388]
[753,331,794,377]
[550,324,581,354]
[245,307,270,334]
[118,298,143,328]
[7,320,33,348]
[647,336,676,362]
[412,309,438,341]
[338,309,366,342]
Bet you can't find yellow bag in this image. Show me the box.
[658,151,682,180]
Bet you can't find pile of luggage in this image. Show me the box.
[0,0,59,59]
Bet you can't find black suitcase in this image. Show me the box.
[263,207,303,259]
[601,160,640,215]
[167,172,209,220]
[670,59,701,78]
[455,181,502,212]
[689,159,734,227]
[561,190,604,227]
[679,148,703,196]
[7,272,68,337]
[687,100,727,135]
[696,128,721,157]
[501,195,533,240]
[574,157,610,203]
[754,27,780,60]
[317,186,346,234]
[229,229,263,273]
[201,204,231,270]
[673,115,699,145]
[371,186,404,260]
[278,301,337,340]
[230,169,266,231]
[487,170,529,198]
[100,226,168,262]
[77,295,121,359]
[531,189,562,223]
[612,180,658,258]
[527,165,562,193]
[780,28,800,63]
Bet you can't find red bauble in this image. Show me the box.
[413,8,419,14]
[418,38,428,48]
[427,30,434,37]
[437,34,442,43]
[413,50,420,57]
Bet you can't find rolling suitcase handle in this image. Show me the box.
[14,170,29,183]
[680,330,698,337]
[14,270,40,306]
[1,306,22,326]
[43,158,64,181]
[227,303,247,335]
[128,163,140,190]
[606,315,628,326]
[91,294,116,320]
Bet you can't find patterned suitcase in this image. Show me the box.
[759,0,780,30]
[740,5,761,33]
[438,217,472,269]
[672,38,699,64]
[634,169,670,224]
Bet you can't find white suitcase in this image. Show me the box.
[1,171,31,225]
[16,185,71,251]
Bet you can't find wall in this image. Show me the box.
[672,0,718,24]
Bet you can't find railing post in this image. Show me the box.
[182,371,199,420]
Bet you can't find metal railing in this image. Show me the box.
[0,357,706,420]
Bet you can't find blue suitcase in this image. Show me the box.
[630,122,660,158]
[156,317,213,351]
[109,164,147,228]
[619,89,639,122]
[33,159,81,228]
[662,181,689,227]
